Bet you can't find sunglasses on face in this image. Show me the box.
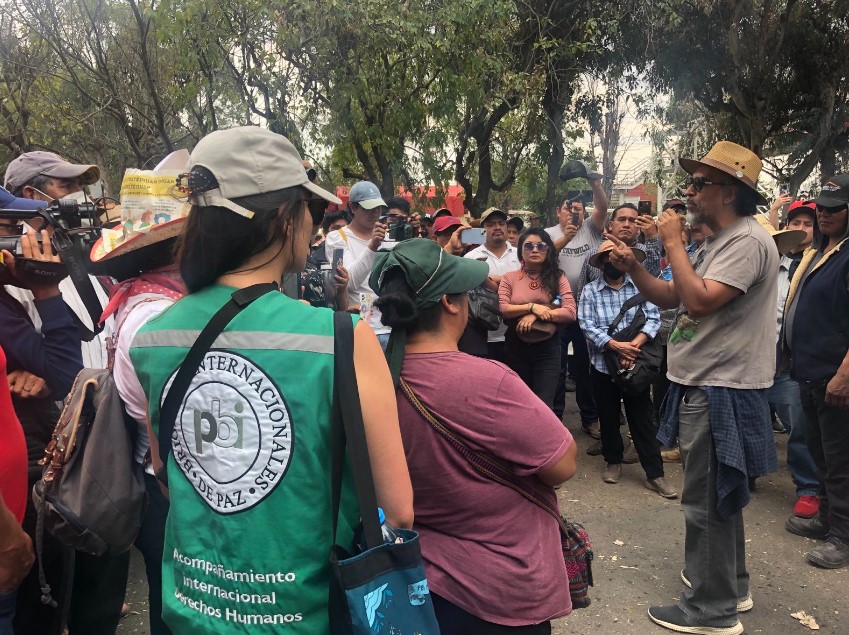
[522,242,549,252]
[685,175,733,192]
[816,204,848,214]
[307,199,328,226]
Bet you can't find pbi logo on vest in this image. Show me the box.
[164,351,294,514]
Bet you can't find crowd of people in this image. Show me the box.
[0,128,847,635]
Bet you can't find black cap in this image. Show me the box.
[808,174,849,208]
[507,216,524,231]
[559,160,603,181]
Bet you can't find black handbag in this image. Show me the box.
[602,293,663,395]
[466,285,501,331]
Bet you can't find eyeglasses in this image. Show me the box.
[522,242,549,252]
[685,176,733,192]
[816,204,848,214]
[307,199,328,226]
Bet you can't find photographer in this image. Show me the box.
[324,181,393,346]
[4,151,112,370]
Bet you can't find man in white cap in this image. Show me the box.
[607,141,779,635]
[324,181,391,347]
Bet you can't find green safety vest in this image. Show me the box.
[130,285,358,634]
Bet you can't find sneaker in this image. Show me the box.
[680,571,753,612]
[662,447,681,463]
[807,537,849,569]
[582,421,601,439]
[586,439,603,456]
[647,605,743,635]
[785,515,829,540]
[645,477,678,499]
[622,439,640,464]
[564,377,577,392]
[603,463,622,484]
[793,495,819,519]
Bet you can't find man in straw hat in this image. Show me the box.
[606,141,779,635]
[781,174,849,569]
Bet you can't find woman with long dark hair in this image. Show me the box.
[128,127,412,634]
[499,228,576,408]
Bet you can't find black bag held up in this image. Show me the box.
[602,293,663,395]
[466,285,501,331]
[329,313,440,634]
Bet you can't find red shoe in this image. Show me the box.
[794,495,819,519]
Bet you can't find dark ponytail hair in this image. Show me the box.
[177,185,306,293]
[374,269,463,334]
[517,228,562,301]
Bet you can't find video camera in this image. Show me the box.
[379,214,415,242]
[0,199,102,253]
[0,198,107,340]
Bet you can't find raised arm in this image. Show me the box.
[588,178,609,233]
[604,233,681,310]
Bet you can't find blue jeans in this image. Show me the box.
[377,332,390,351]
[678,388,748,627]
[0,590,16,635]
[767,371,819,497]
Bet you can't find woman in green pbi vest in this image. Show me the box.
[129,126,413,634]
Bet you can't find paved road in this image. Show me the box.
[119,403,848,634]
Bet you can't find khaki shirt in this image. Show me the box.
[667,216,778,389]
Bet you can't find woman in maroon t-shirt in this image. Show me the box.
[374,239,578,635]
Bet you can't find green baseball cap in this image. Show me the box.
[370,238,488,308]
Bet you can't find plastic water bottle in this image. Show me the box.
[552,294,562,307]
[378,508,402,544]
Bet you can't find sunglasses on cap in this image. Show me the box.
[307,199,328,226]
[685,175,733,192]
[522,242,549,252]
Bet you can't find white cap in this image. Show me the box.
[187,126,341,218]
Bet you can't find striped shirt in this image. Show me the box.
[578,275,661,373]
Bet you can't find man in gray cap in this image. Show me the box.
[4,151,100,201]
[324,181,392,347]
[3,151,111,370]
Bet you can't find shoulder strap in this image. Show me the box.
[156,283,278,484]
[399,379,569,533]
[607,292,645,336]
[55,237,105,342]
[330,313,382,549]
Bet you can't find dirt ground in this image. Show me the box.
[118,402,848,635]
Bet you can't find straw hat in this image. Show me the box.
[754,214,805,255]
[588,239,646,269]
[88,150,191,280]
[679,141,767,205]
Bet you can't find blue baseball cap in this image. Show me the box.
[0,185,48,211]
[348,181,387,210]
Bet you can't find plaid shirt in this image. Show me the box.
[578,276,661,373]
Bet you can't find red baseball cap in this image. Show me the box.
[787,200,816,223]
[432,215,462,234]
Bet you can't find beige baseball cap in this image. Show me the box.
[4,151,100,193]
[187,126,341,218]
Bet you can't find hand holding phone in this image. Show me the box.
[332,248,345,273]
[460,228,486,245]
